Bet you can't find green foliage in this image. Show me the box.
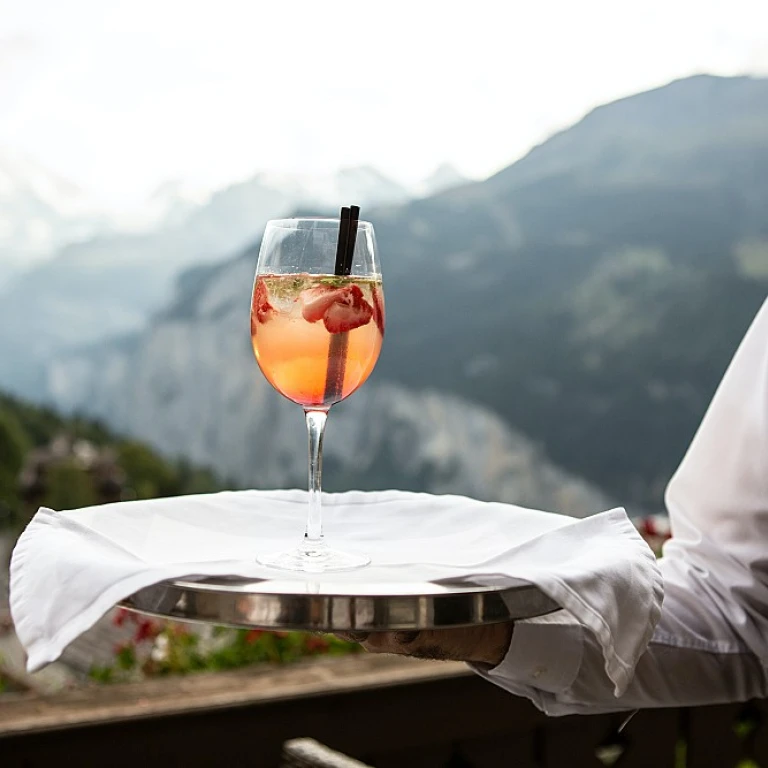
[117,441,180,500]
[116,443,221,501]
[88,665,114,684]
[675,741,686,768]
[0,407,29,477]
[0,406,30,526]
[735,718,757,739]
[44,461,100,511]
[90,610,360,683]
[0,391,225,531]
[173,458,222,496]
[115,643,136,671]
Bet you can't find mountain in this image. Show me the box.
[47,74,768,510]
[254,166,412,209]
[141,180,212,230]
[370,74,768,507]
[0,149,109,286]
[416,163,470,197]
[0,166,413,398]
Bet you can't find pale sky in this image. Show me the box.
[2,0,767,210]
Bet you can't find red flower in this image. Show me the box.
[305,636,330,653]
[112,608,130,627]
[245,629,264,644]
[638,516,673,541]
[134,619,157,643]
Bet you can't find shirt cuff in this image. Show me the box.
[474,612,585,695]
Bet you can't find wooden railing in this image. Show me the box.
[0,655,766,767]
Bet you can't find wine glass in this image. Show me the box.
[250,213,384,572]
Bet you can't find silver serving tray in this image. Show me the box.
[121,576,559,632]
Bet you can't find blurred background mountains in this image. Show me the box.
[2,74,768,519]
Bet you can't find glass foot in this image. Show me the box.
[257,543,370,573]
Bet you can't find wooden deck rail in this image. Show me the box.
[0,655,766,767]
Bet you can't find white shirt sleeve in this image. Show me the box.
[475,297,768,715]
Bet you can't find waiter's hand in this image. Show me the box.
[336,622,514,666]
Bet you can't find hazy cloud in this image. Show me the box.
[0,0,766,210]
[0,34,36,71]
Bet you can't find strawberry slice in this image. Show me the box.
[252,280,274,327]
[322,284,373,334]
[301,286,341,323]
[301,283,374,333]
[371,284,385,336]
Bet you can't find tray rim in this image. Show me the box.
[120,576,561,632]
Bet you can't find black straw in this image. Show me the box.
[333,207,351,276]
[324,204,361,404]
[344,206,360,275]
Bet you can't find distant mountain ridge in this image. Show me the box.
[47,74,768,510]
[491,74,768,191]
[368,74,768,507]
[0,164,457,396]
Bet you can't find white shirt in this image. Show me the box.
[475,297,768,715]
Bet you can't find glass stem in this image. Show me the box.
[303,408,329,556]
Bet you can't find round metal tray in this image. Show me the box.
[121,576,559,632]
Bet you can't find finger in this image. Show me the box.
[361,623,514,665]
[362,630,451,660]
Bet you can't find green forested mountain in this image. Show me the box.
[0,392,223,529]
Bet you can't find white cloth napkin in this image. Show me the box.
[10,489,662,694]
